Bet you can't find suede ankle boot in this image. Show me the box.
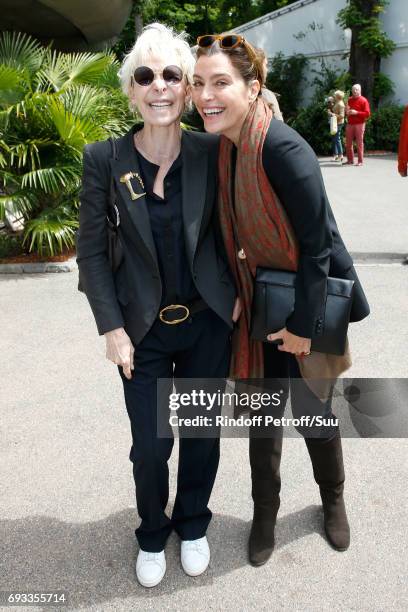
[305,430,350,551]
[248,432,283,566]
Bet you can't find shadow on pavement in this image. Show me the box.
[1,505,323,608]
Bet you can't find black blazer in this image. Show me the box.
[262,119,370,339]
[76,127,235,344]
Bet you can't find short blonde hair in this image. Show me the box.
[334,90,344,99]
[118,22,195,99]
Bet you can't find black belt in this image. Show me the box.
[159,298,208,325]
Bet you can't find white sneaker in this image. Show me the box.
[136,549,166,587]
[180,536,210,576]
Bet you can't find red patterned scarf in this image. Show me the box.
[218,98,299,378]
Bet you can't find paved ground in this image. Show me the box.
[318,154,407,257]
[1,155,407,611]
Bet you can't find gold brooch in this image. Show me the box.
[120,172,146,201]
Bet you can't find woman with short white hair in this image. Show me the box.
[76,23,236,587]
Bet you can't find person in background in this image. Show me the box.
[326,96,335,148]
[345,83,370,166]
[257,48,283,121]
[326,95,335,114]
[398,105,408,177]
[329,90,345,162]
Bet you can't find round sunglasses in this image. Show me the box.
[132,65,184,87]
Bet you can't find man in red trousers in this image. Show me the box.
[345,84,371,166]
[398,105,408,177]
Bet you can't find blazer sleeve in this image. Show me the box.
[76,144,125,335]
[262,122,333,338]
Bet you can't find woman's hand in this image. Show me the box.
[232,297,242,322]
[267,327,311,356]
[105,327,135,379]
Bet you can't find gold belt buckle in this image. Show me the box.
[159,304,190,325]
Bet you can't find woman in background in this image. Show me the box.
[257,48,283,121]
[329,90,345,162]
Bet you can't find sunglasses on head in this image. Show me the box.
[197,34,257,61]
[132,65,184,87]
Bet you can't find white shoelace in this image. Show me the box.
[183,540,206,554]
[143,552,163,563]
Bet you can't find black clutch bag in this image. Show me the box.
[250,268,354,355]
[77,137,123,292]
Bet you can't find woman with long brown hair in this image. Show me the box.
[192,34,370,566]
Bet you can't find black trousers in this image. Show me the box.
[119,308,231,552]
[248,343,337,440]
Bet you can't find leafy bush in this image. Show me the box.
[265,52,308,120]
[289,101,333,155]
[364,104,405,151]
[0,230,23,258]
[289,62,350,155]
[0,32,134,256]
[288,58,402,154]
[373,71,395,106]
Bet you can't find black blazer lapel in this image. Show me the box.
[110,130,158,267]
[181,131,208,265]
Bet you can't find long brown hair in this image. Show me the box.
[196,38,265,90]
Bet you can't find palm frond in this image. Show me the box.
[61,52,114,88]
[48,96,105,149]
[0,189,37,220]
[97,56,122,89]
[0,31,44,77]
[21,166,80,193]
[36,49,68,92]
[0,64,23,91]
[7,140,46,169]
[59,84,100,118]
[1,32,134,257]
[0,138,10,167]
[0,65,28,108]
[23,210,78,255]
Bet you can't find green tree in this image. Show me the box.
[216,0,259,32]
[113,0,300,56]
[0,32,133,256]
[336,0,395,108]
[257,1,297,14]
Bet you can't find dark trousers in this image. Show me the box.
[119,308,231,552]
[249,342,336,440]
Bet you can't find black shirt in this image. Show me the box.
[133,147,199,307]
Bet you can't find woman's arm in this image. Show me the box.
[76,144,125,335]
[335,102,345,121]
[262,122,333,339]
